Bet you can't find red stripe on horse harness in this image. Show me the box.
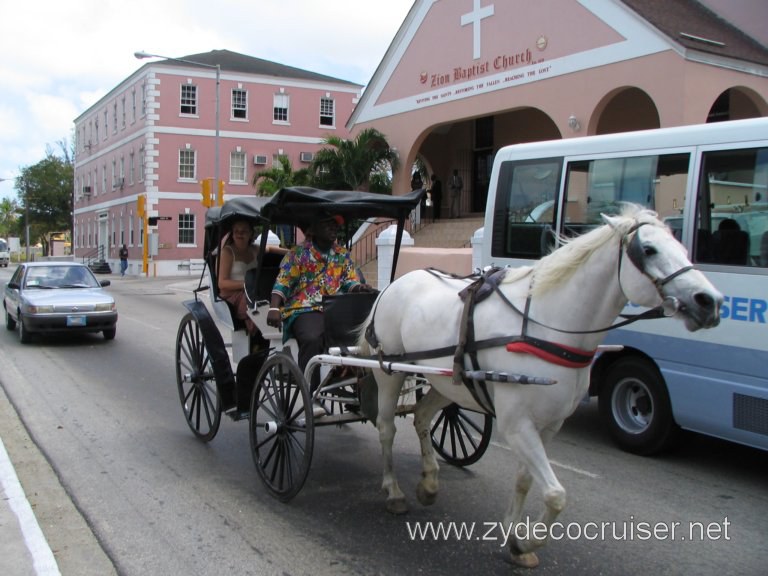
[506,340,596,368]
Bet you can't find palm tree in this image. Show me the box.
[310,128,400,192]
[252,155,311,196]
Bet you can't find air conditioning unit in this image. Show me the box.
[115,177,125,189]
[253,155,268,165]
[299,152,314,163]
[82,186,92,196]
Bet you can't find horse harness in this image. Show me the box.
[365,222,696,416]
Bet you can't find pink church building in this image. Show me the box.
[350,0,768,215]
[73,50,361,275]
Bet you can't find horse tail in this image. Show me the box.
[355,294,383,356]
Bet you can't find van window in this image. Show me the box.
[694,147,768,267]
[491,158,561,259]
[562,153,690,237]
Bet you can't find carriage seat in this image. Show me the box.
[322,292,379,349]
[207,250,285,332]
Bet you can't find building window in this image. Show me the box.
[111,159,117,189]
[230,151,246,182]
[103,110,108,139]
[121,96,126,128]
[129,151,135,185]
[179,149,196,180]
[320,97,335,127]
[273,93,289,123]
[141,83,147,117]
[129,214,134,246]
[181,85,197,115]
[178,213,195,245]
[232,88,247,119]
[131,89,136,123]
[139,146,145,182]
[113,102,118,134]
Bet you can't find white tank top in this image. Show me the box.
[226,245,258,281]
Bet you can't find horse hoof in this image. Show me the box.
[510,552,539,569]
[416,483,438,507]
[386,498,409,515]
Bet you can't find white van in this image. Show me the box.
[482,117,768,454]
[0,238,9,267]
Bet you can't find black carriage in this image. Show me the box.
[174,187,493,500]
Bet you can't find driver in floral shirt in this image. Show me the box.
[267,214,373,377]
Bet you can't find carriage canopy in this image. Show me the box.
[260,187,425,226]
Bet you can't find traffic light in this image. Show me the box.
[217,180,225,206]
[201,178,212,207]
[137,194,146,217]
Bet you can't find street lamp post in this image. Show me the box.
[134,51,221,204]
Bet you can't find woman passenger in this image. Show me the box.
[218,218,287,335]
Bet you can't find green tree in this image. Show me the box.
[252,154,311,196]
[310,128,399,192]
[16,143,73,256]
[0,197,20,238]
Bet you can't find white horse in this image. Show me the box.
[358,206,722,568]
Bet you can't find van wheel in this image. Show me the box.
[598,357,678,455]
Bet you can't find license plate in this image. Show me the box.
[67,315,87,327]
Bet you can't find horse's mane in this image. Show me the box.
[514,204,662,296]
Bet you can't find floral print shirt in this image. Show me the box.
[272,239,360,334]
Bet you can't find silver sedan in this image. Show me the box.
[3,262,118,343]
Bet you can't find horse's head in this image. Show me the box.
[604,209,723,331]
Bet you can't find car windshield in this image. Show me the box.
[24,266,101,289]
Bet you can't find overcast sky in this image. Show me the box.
[0,0,415,201]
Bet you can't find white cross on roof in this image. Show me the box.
[461,0,495,60]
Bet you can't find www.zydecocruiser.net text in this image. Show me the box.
[406,516,731,546]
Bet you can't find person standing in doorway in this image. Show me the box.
[429,174,442,222]
[119,244,128,276]
[449,169,463,218]
[410,171,423,191]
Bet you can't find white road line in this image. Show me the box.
[550,459,601,479]
[118,315,163,330]
[0,437,61,576]
[489,439,601,479]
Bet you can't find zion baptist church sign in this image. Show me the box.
[416,1,551,103]
[423,1,539,86]
[355,0,671,123]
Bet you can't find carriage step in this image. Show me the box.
[227,410,250,422]
[464,370,557,385]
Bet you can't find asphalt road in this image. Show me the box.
[1,270,767,575]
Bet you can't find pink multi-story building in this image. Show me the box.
[73,50,361,276]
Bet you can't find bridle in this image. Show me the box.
[619,221,695,318]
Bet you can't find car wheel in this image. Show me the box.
[103,327,116,340]
[18,316,31,344]
[5,306,16,331]
[598,357,678,455]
